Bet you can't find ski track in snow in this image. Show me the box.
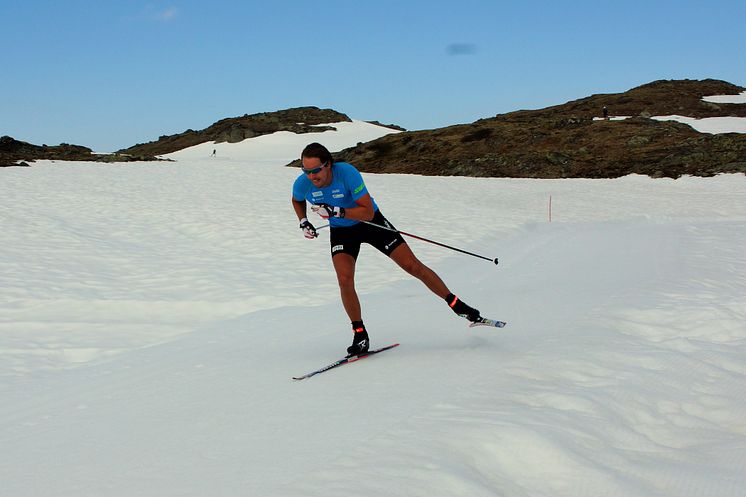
[1,120,746,496]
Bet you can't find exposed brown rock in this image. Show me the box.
[0,136,163,166]
[287,79,746,179]
[119,107,353,156]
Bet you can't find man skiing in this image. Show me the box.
[291,142,485,357]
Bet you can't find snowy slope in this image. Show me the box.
[702,90,746,104]
[1,121,746,496]
[598,89,746,133]
[651,115,746,133]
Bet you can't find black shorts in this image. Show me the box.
[329,210,406,260]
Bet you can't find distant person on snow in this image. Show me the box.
[291,142,483,356]
[603,106,609,119]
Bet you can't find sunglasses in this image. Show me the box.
[301,160,329,175]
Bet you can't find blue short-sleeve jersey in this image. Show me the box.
[292,162,378,227]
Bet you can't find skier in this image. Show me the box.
[291,142,484,356]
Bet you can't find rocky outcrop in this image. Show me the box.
[2,107,354,166]
[288,79,746,179]
[0,136,163,166]
[119,107,353,156]
[7,80,745,176]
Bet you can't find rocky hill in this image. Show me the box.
[1,107,360,167]
[119,107,355,156]
[6,80,745,176]
[0,136,164,167]
[288,79,746,178]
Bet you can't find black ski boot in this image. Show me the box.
[347,321,370,356]
[445,293,482,323]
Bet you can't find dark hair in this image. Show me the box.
[301,142,333,165]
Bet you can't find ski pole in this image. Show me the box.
[361,220,498,265]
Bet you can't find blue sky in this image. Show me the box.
[2,0,744,151]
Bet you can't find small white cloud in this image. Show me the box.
[156,7,178,21]
[138,5,178,22]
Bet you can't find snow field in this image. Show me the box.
[1,120,746,496]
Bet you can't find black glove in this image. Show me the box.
[311,203,345,219]
[299,218,318,239]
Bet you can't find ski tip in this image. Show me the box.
[367,343,400,354]
[373,342,400,350]
[469,319,507,329]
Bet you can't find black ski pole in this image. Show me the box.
[361,220,498,265]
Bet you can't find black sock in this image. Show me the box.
[444,293,457,306]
